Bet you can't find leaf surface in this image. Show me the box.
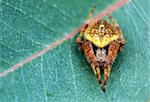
[0,0,150,102]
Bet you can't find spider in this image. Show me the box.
[75,5,125,92]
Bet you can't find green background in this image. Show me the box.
[0,0,150,102]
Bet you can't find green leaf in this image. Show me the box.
[0,0,150,102]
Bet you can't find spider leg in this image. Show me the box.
[82,41,98,74]
[76,4,96,45]
[107,14,125,51]
[118,30,125,52]
[107,14,118,27]
[82,41,103,88]
[86,4,96,23]
[75,24,88,46]
[116,26,125,52]
[103,65,111,92]
[102,41,120,92]
[96,66,103,88]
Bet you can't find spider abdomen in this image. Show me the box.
[96,48,106,63]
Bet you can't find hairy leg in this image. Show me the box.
[108,14,125,51]
[82,41,103,87]
[103,41,120,92]
[102,15,125,91]
[76,4,96,45]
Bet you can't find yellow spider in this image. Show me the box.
[76,5,125,92]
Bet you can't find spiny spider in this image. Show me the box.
[75,5,125,92]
